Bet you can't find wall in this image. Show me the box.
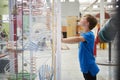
[61,0,79,37]
[61,0,79,17]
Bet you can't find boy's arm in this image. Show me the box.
[61,36,85,44]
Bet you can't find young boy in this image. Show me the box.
[62,14,99,80]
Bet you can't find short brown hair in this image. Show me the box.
[83,14,97,30]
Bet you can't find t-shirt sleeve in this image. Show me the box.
[82,32,93,43]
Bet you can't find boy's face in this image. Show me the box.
[79,17,89,31]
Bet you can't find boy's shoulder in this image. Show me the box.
[82,31,94,42]
[83,31,94,36]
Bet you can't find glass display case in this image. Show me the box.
[0,0,61,80]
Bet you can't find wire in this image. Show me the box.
[21,0,24,79]
[14,0,19,79]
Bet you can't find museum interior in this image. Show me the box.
[0,0,119,80]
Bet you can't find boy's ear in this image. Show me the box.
[87,22,89,27]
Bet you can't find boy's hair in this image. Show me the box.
[83,14,97,30]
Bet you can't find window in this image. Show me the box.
[61,0,65,2]
[107,0,112,2]
[69,0,75,2]
[79,0,96,3]
[93,5,98,8]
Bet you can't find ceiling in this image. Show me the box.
[0,0,117,16]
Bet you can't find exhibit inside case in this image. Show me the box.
[0,0,61,80]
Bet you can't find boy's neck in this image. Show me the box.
[84,29,90,32]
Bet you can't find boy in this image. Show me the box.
[62,14,99,80]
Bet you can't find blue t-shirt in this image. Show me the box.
[79,31,99,76]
